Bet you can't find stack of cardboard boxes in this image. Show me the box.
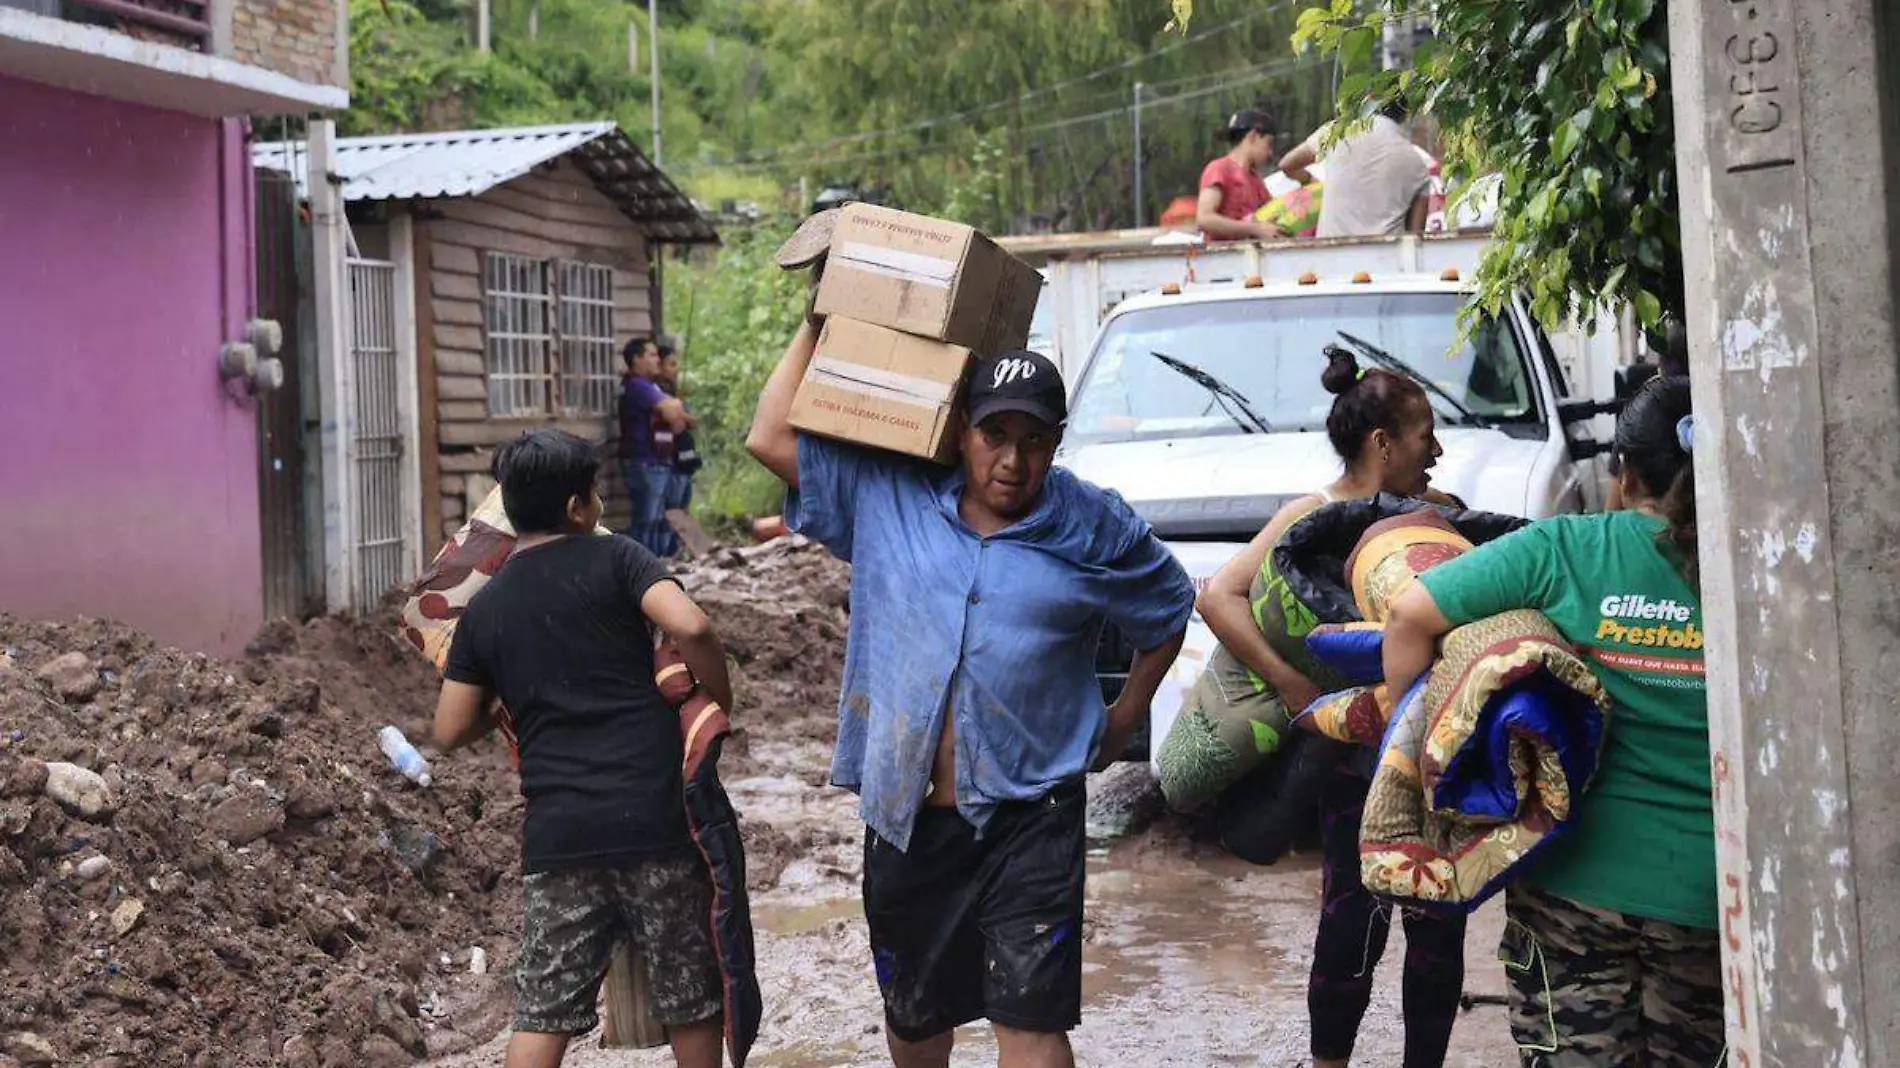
[788,204,1044,463]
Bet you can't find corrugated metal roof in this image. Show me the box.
[253,122,718,244]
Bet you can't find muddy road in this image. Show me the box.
[431,775,1518,1068]
[427,542,1520,1068]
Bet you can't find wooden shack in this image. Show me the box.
[257,122,717,578]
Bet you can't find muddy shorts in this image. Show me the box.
[863,780,1086,1042]
[513,853,723,1035]
[1500,883,1726,1067]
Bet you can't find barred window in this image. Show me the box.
[558,261,618,417]
[482,253,619,418]
[483,252,553,417]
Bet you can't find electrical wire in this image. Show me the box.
[676,0,1296,173]
[702,56,1319,176]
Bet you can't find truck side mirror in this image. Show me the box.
[1568,438,1612,462]
[1558,398,1623,424]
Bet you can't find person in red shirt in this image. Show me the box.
[1196,106,1281,241]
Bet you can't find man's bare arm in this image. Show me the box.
[1195,186,1273,241]
[1097,630,1186,769]
[433,681,495,752]
[745,322,819,489]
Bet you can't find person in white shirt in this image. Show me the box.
[1280,100,1432,239]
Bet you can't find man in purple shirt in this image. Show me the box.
[619,337,690,555]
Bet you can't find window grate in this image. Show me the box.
[558,261,619,417]
[483,253,618,418]
[483,252,554,417]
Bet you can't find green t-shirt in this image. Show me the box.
[1417,511,1714,929]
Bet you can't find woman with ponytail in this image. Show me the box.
[1382,376,1721,1067]
[1198,346,1467,1068]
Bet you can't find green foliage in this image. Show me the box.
[752,0,1331,230]
[939,131,1014,232]
[663,223,807,519]
[1290,0,1680,332]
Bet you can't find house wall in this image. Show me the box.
[0,76,261,656]
[419,157,655,549]
[230,0,348,90]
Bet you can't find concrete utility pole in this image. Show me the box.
[306,119,358,615]
[1667,2,1900,1066]
[475,0,489,53]
[648,0,662,166]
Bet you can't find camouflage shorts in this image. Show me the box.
[514,854,723,1034]
[1501,883,1726,1068]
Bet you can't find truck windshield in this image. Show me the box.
[1066,293,1538,445]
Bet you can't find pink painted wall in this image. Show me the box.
[0,74,263,657]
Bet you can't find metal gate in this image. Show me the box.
[254,166,314,620]
[346,257,405,609]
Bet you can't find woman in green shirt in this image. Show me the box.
[1382,376,1721,1067]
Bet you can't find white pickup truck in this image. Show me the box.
[998,229,1643,760]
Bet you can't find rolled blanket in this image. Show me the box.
[654,641,764,1068]
[1293,504,1610,911]
[1156,498,1332,815]
[1162,494,1520,851]
[1154,651,1291,812]
[1273,493,1525,627]
[1358,610,1607,911]
[1296,505,1525,743]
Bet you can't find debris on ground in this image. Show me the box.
[0,538,856,1068]
[0,612,523,1068]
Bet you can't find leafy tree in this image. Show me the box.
[662,222,808,520]
[727,0,1332,230]
[1285,0,1679,331]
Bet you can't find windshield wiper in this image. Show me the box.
[1331,332,1488,428]
[1151,351,1274,434]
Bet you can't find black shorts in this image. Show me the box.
[862,781,1086,1042]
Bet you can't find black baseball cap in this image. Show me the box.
[1225,106,1277,137]
[965,350,1066,428]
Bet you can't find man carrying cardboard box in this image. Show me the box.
[747,314,1195,1068]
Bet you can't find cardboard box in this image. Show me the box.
[788,317,972,464]
[812,204,1043,355]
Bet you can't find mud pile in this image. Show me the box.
[676,539,855,891]
[0,538,855,1068]
[679,537,850,769]
[0,612,524,1068]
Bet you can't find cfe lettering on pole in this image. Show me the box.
[1671,0,1874,1066]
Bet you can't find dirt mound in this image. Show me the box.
[677,538,850,782]
[0,539,855,1068]
[0,612,521,1068]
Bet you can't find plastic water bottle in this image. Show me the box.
[377,726,433,787]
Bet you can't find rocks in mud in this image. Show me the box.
[0,756,47,799]
[35,652,99,702]
[371,990,429,1056]
[110,898,144,937]
[42,762,113,820]
[75,855,112,881]
[203,790,283,846]
[278,1034,318,1068]
[1086,761,1165,840]
[2,1032,56,1066]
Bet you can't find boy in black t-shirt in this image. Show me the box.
[434,428,732,1068]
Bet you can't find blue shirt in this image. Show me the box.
[787,436,1195,851]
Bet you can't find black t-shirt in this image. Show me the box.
[444,535,689,873]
